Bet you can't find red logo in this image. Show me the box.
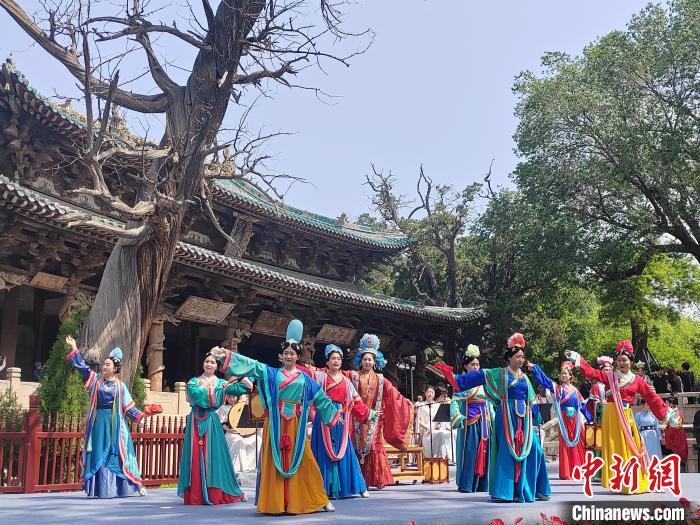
[572,450,604,497]
[649,454,682,497]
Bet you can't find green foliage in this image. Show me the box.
[37,305,90,416]
[513,0,700,270]
[0,388,24,427]
[131,363,147,410]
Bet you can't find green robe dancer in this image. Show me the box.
[178,373,251,505]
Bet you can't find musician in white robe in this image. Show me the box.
[217,386,261,473]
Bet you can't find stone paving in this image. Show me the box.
[2,464,699,525]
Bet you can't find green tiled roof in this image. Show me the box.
[0,176,481,324]
[1,64,411,251]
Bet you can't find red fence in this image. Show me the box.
[0,394,186,493]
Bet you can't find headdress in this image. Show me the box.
[635,360,646,370]
[285,319,303,344]
[108,347,123,363]
[325,344,343,360]
[507,333,526,350]
[463,344,480,366]
[352,333,386,370]
[596,355,613,369]
[615,340,634,359]
[560,361,574,371]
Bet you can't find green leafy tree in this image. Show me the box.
[513,0,700,276]
[38,305,90,416]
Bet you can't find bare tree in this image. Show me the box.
[1,0,366,383]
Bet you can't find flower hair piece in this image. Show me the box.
[597,355,613,368]
[615,340,634,358]
[561,361,574,370]
[465,344,480,358]
[325,344,343,360]
[635,360,646,369]
[507,332,526,349]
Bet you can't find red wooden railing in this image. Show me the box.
[0,394,186,493]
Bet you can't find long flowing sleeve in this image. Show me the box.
[454,369,486,392]
[310,387,340,427]
[218,350,267,380]
[348,381,371,423]
[226,377,254,396]
[636,377,669,422]
[530,364,554,392]
[381,378,414,451]
[450,395,466,428]
[66,348,97,387]
[121,383,144,423]
[187,377,226,409]
[577,357,608,385]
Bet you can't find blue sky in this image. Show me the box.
[1,0,659,219]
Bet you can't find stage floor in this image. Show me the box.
[3,463,698,524]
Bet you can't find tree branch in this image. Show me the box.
[0,0,169,113]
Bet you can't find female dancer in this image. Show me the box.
[65,336,161,498]
[309,344,377,500]
[634,400,662,460]
[449,345,490,493]
[178,353,250,505]
[450,333,550,502]
[211,320,340,514]
[528,361,590,480]
[344,334,414,490]
[567,340,681,493]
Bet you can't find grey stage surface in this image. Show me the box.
[2,464,699,525]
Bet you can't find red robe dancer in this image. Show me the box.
[344,334,414,489]
[664,409,689,464]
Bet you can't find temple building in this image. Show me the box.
[0,61,481,395]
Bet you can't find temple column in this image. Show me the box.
[146,317,166,392]
[0,287,20,369]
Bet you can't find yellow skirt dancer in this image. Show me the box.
[568,341,681,495]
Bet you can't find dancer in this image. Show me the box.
[65,336,161,498]
[211,320,340,514]
[449,333,550,502]
[309,344,377,500]
[178,352,250,505]
[634,400,662,460]
[344,334,414,489]
[585,355,612,481]
[449,344,490,493]
[567,340,681,494]
[528,361,590,480]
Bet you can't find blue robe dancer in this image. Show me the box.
[634,404,663,459]
[67,346,147,498]
[453,334,550,503]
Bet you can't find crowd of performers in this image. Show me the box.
[62,322,684,512]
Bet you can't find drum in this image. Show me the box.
[249,390,265,421]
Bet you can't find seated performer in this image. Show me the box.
[211,320,340,514]
[217,389,260,473]
[417,386,452,460]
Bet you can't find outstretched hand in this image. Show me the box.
[526,363,535,372]
[65,335,77,353]
[209,346,226,359]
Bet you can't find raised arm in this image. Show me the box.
[226,377,254,397]
[636,378,672,424]
[567,351,608,385]
[529,364,554,392]
[64,335,96,386]
[213,347,267,380]
[454,369,486,392]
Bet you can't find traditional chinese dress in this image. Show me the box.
[450,387,490,493]
[530,365,590,480]
[417,401,453,460]
[454,368,551,502]
[309,370,373,499]
[67,349,144,498]
[344,369,414,489]
[178,375,250,505]
[634,410,662,460]
[576,356,672,494]
[217,350,339,514]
